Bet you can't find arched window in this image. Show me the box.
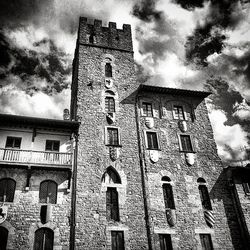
[162,181,175,210]
[105,97,115,113]
[39,180,57,204]
[105,62,112,77]
[107,187,119,221]
[34,228,54,250]
[102,167,121,184]
[197,178,212,210]
[0,178,16,202]
[0,226,8,249]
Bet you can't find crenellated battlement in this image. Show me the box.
[78,17,133,52]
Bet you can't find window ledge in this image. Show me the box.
[106,144,122,148]
[147,148,161,151]
[180,150,196,154]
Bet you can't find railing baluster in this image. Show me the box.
[0,148,72,166]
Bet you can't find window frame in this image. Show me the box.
[162,183,176,210]
[142,102,153,117]
[0,178,16,202]
[111,231,125,250]
[45,140,60,152]
[105,62,113,78]
[145,131,160,150]
[243,182,250,195]
[34,228,54,250]
[39,180,58,204]
[105,127,121,147]
[200,234,214,250]
[106,187,120,222]
[105,96,115,113]
[5,136,22,149]
[198,182,212,211]
[172,105,185,120]
[178,134,194,153]
[159,234,173,250]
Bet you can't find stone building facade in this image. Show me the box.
[69,17,250,249]
[0,114,79,249]
[1,17,250,250]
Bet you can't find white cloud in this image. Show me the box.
[0,84,70,119]
[208,108,249,161]
[233,99,250,120]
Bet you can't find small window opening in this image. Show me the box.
[159,234,173,250]
[105,63,112,77]
[105,97,115,113]
[163,183,175,209]
[34,228,54,250]
[146,132,159,150]
[0,178,16,202]
[200,234,214,250]
[198,181,212,210]
[111,231,125,250]
[39,180,57,204]
[142,102,153,117]
[173,105,185,120]
[180,135,193,152]
[107,187,119,221]
[107,128,119,146]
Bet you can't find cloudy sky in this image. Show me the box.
[0,0,249,163]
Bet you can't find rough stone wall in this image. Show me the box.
[73,19,148,250]
[138,91,242,249]
[0,168,71,250]
[236,184,250,235]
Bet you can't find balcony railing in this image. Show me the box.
[0,148,72,167]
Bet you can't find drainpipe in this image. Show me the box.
[135,91,153,250]
[70,132,78,250]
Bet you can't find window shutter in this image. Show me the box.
[111,188,119,221]
[44,228,54,250]
[106,188,112,221]
[48,181,57,204]
[153,103,159,118]
[111,231,124,250]
[200,234,213,250]
[163,184,175,209]
[6,179,16,202]
[40,181,48,203]
[0,227,8,250]
[0,179,5,202]
[199,185,212,210]
[159,234,173,250]
[105,63,112,77]
[34,228,54,250]
[242,183,250,194]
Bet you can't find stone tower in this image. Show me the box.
[71,17,244,250]
[70,18,149,249]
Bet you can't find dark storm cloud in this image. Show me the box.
[183,0,247,66]
[132,0,162,22]
[0,0,52,28]
[172,0,206,10]
[185,24,226,66]
[205,78,243,124]
[0,31,71,94]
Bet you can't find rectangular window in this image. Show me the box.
[45,140,60,151]
[105,97,115,113]
[199,185,212,210]
[173,105,185,120]
[142,102,153,117]
[180,135,193,152]
[107,128,119,146]
[146,132,159,150]
[111,231,125,250]
[5,137,21,148]
[159,234,173,250]
[242,182,250,195]
[200,234,214,250]
[163,184,175,209]
[106,187,119,221]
